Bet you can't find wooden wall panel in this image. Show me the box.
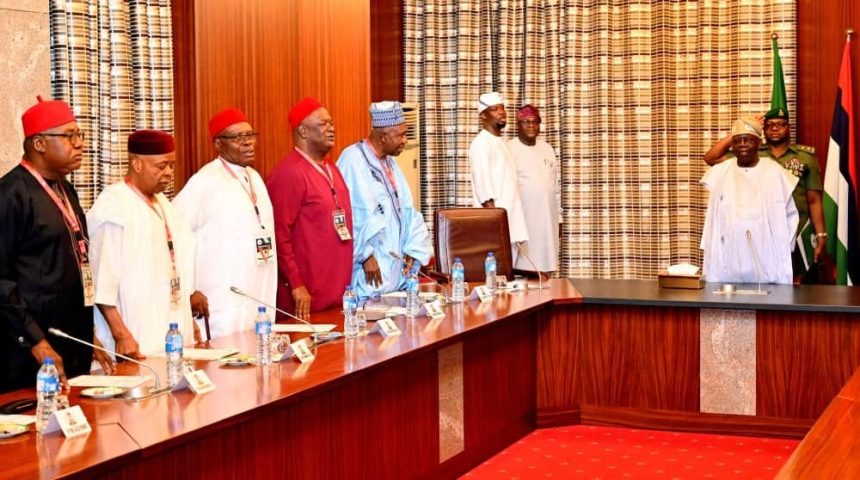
[172,0,370,188]
[796,0,860,171]
[537,305,581,412]
[370,0,403,101]
[577,304,700,411]
[756,310,860,420]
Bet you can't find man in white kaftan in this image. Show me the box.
[700,116,798,284]
[507,105,562,275]
[174,108,277,339]
[468,92,529,263]
[337,101,432,298]
[88,130,201,358]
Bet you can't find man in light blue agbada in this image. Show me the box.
[337,101,432,298]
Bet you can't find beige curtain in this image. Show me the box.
[405,0,797,279]
[50,0,175,208]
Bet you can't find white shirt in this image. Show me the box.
[88,182,197,355]
[468,129,529,243]
[700,157,799,284]
[507,137,561,272]
[173,158,277,339]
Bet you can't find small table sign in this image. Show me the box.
[43,405,91,438]
[369,318,402,337]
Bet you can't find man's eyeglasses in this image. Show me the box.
[39,131,86,143]
[218,132,259,142]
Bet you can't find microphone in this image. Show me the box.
[745,230,770,294]
[48,328,170,399]
[515,242,548,290]
[388,251,451,301]
[229,286,341,344]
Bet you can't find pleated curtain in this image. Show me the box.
[50,0,175,208]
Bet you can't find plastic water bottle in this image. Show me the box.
[35,357,60,433]
[451,257,466,302]
[165,322,184,386]
[406,265,421,317]
[485,252,497,293]
[343,286,358,339]
[255,306,272,365]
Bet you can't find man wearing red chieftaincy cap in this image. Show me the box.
[266,98,354,321]
[87,129,204,359]
[173,108,277,340]
[0,96,114,392]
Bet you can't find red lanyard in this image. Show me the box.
[20,160,88,263]
[296,148,342,209]
[219,158,264,229]
[124,178,178,268]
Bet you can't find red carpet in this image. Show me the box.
[462,425,799,479]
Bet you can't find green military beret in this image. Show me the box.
[765,107,789,121]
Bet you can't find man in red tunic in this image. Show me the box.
[267,98,354,320]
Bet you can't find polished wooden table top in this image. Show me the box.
[0,280,580,479]
[571,278,860,313]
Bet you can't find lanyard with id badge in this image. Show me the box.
[125,179,183,307]
[219,159,274,265]
[298,149,352,241]
[20,160,95,307]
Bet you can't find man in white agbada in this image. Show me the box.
[700,116,799,284]
[506,104,562,278]
[468,92,529,263]
[174,108,276,339]
[337,101,432,298]
[88,130,204,358]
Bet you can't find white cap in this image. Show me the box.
[477,92,504,114]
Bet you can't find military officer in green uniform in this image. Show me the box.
[704,108,826,281]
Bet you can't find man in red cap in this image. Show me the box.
[0,96,113,392]
[173,108,276,339]
[88,130,204,359]
[266,97,353,319]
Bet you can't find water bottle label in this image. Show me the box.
[40,376,59,393]
[256,321,272,335]
[453,270,464,281]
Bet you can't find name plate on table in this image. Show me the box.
[172,368,215,394]
[471,285,494,303]
[505,280,526,292]
[44,406,91,438]
[369,318,401,338]
[281,338,315,363]
[424,299,446,319]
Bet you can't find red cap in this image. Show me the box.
[128,130,175,155]
[208,108,248,140]
[21,95,76,137]
[288,97,323,130]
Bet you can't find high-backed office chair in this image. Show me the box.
[434,207,513,283]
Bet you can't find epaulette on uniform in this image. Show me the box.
[793,144,816,155]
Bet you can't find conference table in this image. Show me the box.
[0,279,858,479]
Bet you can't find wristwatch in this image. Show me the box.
[811,232,828,248]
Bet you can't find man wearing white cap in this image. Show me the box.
[468,92,529,262]
[700,115,798,284]
[337,101,432,298]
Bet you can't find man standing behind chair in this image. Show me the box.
[506,105,562,279]
[468,92,529,262]
[700,116,798,284]
[337,101,432,298]
[88,130,203,357]
[174,108,276,339]
[0,96,112,391]
[267,98,353,320]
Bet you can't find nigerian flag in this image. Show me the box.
[823,36,860,285]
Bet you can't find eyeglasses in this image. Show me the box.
[39,131,86,143]
[218,132,259,142]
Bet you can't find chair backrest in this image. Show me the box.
[434,207,512,283]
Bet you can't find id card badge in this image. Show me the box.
[255,234,274,265]
[332,209,352,241]
[81,262,95,307]
[170,274,182,306]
